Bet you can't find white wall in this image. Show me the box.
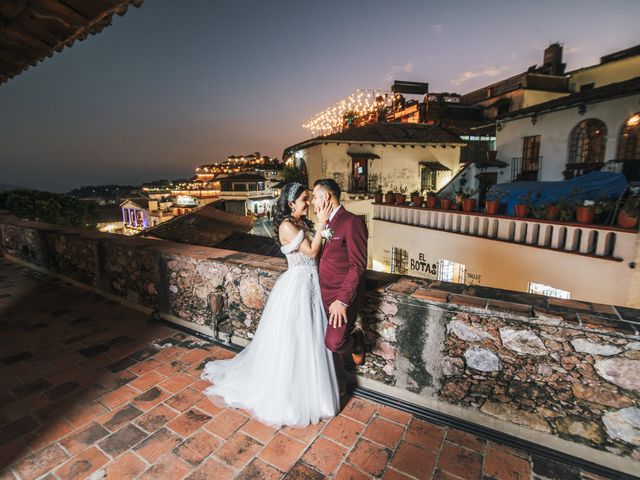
[371,219,640,307]
[297,142,462,194]
[496,94,640,182]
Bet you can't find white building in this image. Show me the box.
[370,203,640,307]
[496,45,640,183]
[283,122,466,261]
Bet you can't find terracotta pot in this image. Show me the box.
[440,199,452,210]
[485,200,500,215]
[617,210,639,229]
[461,198,476,212]
[426,196,438,208]
[576,206,595,224]
[411,195,424,207]
[515,204,529,218]
[395,193,406,205]
[384,193,395,204]
[374,193,383,203]
[545,205,560,220]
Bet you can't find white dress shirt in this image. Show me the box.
[327,204,343,224]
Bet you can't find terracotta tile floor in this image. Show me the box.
[0,257,614,480]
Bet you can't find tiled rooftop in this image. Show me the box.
[0,256,615,479]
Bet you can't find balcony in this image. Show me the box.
[348,175,379,194]
[1,209,639,479]
[373,202,637,261]
[511,156,542,181]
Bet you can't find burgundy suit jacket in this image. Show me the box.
[319,205,368,309]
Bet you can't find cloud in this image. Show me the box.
[384,62,413,83]
[450,65,510,87]
[432,24,444,33]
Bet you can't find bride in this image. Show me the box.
[201,182,340,428]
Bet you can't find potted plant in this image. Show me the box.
[396,186,408,205]
[515,191,532,218]
[617,195,640,229]
[557,198,576,222]
[576,200,595,224]
[384,189,395,204]
[426,191,438,209]
[410,190,423,207]
[543,199,561,220]
[373,186,383,204]
[459,187,478,213]
[440,192,454,210]
[485,186,507,215]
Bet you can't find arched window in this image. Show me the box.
[617,113,640,160]
[566,119,607,178]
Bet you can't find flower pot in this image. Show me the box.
[515,204,529,218]
[461,198,476,213]
[576,206,595,224]
[617,210,639,229]
[374,193,383,203]
[395,194,406,205]
[545,205,560,220]
[485,200,500,215]
[384,194,395,204]
[426,196,438,209]
[440,199,452,210]
[411,195,424,207]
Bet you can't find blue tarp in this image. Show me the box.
[489,172,628,216]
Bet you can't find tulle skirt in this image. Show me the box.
[201,265,340,428]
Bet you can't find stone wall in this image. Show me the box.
[1,211,639,465]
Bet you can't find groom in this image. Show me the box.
[312,178,368,395]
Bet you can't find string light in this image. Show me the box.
[302,89,397,136]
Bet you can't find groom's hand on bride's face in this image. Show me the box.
[329,300,347,328]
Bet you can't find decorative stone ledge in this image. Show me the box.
[1,210,639,469]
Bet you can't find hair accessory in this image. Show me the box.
[287,182,304,203]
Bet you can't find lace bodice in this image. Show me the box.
[280,230,317,268]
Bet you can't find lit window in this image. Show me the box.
[391,247,408,275]
[528,282,571,299]
[438,259,466,284]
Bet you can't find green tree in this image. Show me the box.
[0,189,98,228]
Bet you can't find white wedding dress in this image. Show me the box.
[201,229,340,428]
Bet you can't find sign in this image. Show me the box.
[409,253,438,279]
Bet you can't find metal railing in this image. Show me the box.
[511,156,543,181]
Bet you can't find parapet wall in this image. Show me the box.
[1,210,639,471]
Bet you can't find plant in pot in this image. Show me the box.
[617,195,640,229]
[455,174,468,204]
[384,188,395,204]
[459,187,478,213]
[515,191,532,218]
[485,186,507,215]
[593,198,614,225]
[426,190,438,208]
[542,199,561,220]
[373,186,383,204]
[396,186,408,205]
[557,197,576,222]
[440,192,454,210]
[410,190,423,207]
[575,200,596,224]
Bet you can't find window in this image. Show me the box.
[617,113,640,161]
[566,119,607,178]
[520,135,541,180]
[528,282,571,299]
[391,247,408,275]
[438,259,466,284]
[421,168,437,192]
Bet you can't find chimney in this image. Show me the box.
[543,43,566,75]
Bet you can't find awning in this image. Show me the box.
[347,152,380,159]
[419,161,451,171]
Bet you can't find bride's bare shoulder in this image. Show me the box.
[279,220,300,245]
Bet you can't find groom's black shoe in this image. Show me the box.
[351,330,365,367]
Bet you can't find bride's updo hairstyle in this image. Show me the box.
[272,182,314,242]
